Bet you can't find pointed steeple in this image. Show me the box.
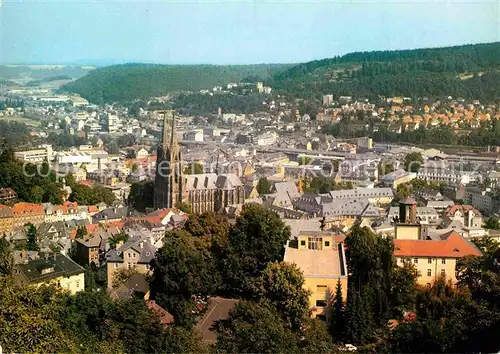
[161,110,171,148]
[170,110,177,147]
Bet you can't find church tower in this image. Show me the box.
[154,110,184,209]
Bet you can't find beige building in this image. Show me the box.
[14,252,85,295]
[284,231,348,322]
[105,237,156,289]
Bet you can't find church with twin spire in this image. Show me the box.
[154,110,245,214]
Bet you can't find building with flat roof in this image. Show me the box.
[284,230,347,322]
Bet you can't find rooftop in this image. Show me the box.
[16,252,84,283]
[394,231,482,258]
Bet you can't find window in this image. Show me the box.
[308,237,323,250]
[300,240,306,246]
[441,269,446,277]
[317,285,327,293]
[113,263,118,269]
[428,258,432,264]
[413,258,419,264]
[325,241,330,247]
[316,300,327,307]
[427,269,432,277]
[400,258,404,264]
[76,281,80,288]
[127,262,132,269]
[441,258,446,264]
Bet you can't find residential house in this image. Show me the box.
[14,252,85,294]
[92,207,128,224]
[442,204,482,229]
[36,221,71,251]
[105,236,156,289]
[0,187,17,203]
[283,231,348,321]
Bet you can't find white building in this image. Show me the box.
[184,129,204,142]
[14,145,53,163]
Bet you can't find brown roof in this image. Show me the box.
[0,205,13,218]
[394,231,482,258]
[195,297,239,343]
[147,300,174,326]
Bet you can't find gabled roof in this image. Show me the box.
[394,231,482,258]
[106,237,155,264]
[445,204,482,217]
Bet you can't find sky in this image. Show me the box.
[0,0,499,65]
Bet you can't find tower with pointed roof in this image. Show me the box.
[154,110,185,209]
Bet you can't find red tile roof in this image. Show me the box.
[394,231,482,258]
[79,180,93,187]
[11,202,44,216]
[146,300,174,326]
[445,204,481,217]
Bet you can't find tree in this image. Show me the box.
[109,231,129,249]
[345,226,380,289]
[150,230,220,327]
[256,177,271,195]
[484,217,500,230]
[0,238,13,276]
[404,152,424,173]
[330,279,345,341]
[128,181,154,212]
[252,262,311,330]
[75,225,87,239]
[183,162,204,175]
[344,289,373,345]
[25,223,39,251]
[216,301,298,354]
[175,200,192,214]
[390,261,419,313]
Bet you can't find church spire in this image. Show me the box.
[170,110,177,147]
[161,109,178,148]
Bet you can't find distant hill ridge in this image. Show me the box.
[272,42,500,101]
[61,63,293,104]
[62,42,500,103]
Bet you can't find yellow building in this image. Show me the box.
[284,231,348,322]
[394,230,482,286]
[393,199,482,286]
[14,253,85,295]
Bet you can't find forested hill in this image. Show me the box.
[61,63,292,104]
[272,42,500,101]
